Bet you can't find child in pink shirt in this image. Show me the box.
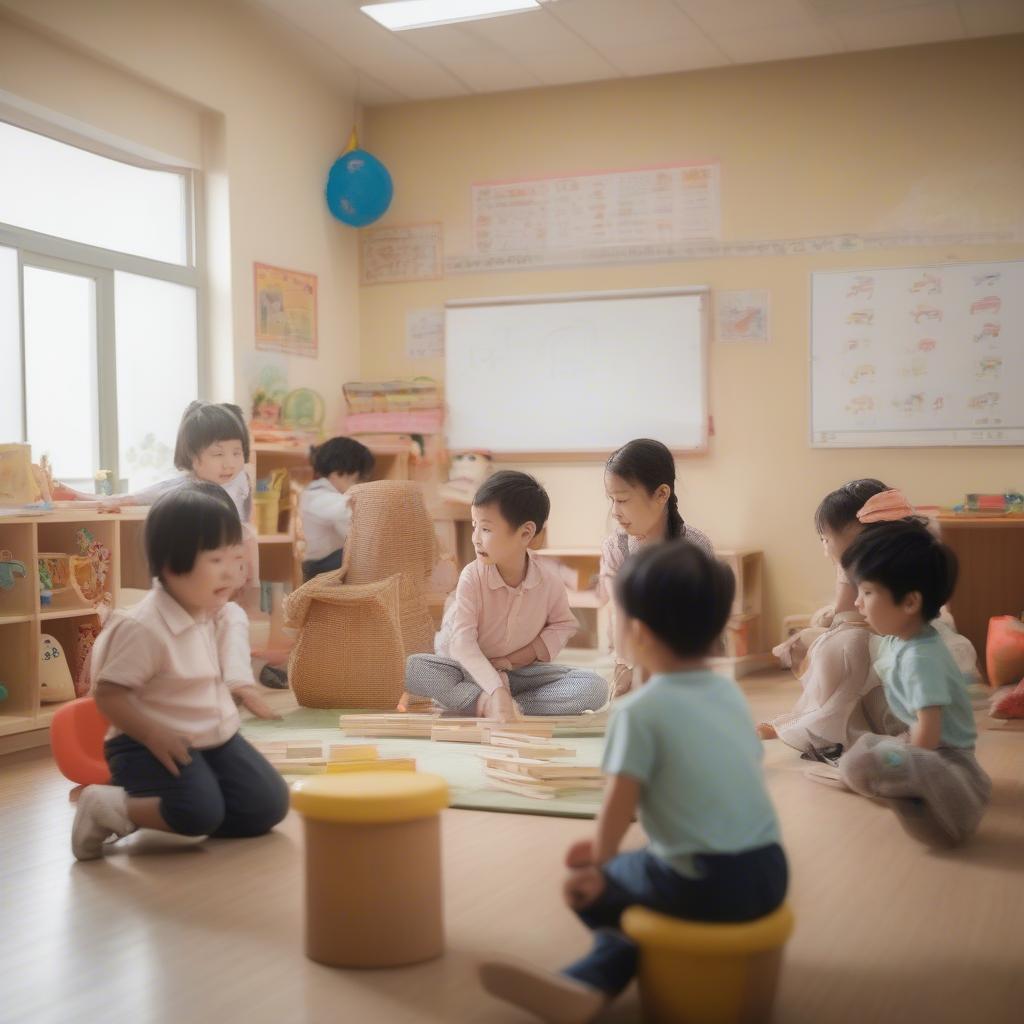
[405,471,608,722]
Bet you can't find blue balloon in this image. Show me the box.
[325,148,393,227]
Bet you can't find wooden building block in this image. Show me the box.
[325,757,416,773]
[431,724,486,743]
[328,744,379,763]
[285,743,323,760]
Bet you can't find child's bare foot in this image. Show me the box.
[396,691,410,712]
[479,959,606,1023]
[756,722,778,740]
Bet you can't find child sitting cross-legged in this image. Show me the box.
[71,482,290,861]
[404,471,607,722]
[479,540,788,1023]
[825,521,991,847]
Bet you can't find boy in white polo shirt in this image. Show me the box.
[71,483,289,861]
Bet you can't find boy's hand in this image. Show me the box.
[565,838,596,868]
[233,685,281,720]
[479,684,520,723]
[564,865,605,911]
[140,725,192,777]
[489,656,513,672]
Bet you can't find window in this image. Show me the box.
[0,118,201,493]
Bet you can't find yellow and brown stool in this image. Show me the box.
[291,771,449,968]
[622,903,795,1024]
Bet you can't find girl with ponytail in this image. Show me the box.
[598,439,714,697]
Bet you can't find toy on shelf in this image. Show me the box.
[438,450,493,505]
[68,529,111,606]
[0,549,27,590]
[0,443,51,507]
[952,492,1024,515]
[40,634,76,704]
[281,388,325,432]
[38,553,71,594]
[254,468,291,536]
[341,378,443,435]
[74,621,102,697]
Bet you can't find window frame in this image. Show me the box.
[0,108,206,488]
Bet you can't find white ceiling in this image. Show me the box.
[247,0,1024,106]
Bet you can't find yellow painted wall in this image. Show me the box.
[0,0,360,421]
[362,36,1024,639]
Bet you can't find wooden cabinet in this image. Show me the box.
[0,508,148,751]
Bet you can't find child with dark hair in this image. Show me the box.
[823,521,991,846]
[70,483,289,861]
[87,401,254,524]
[298,436,375,581]
[761,482,978,759]
[405,470,607,722]
[599,439,714,697]
[480,540,787,1021]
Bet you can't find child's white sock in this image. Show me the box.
[71,785,135,861]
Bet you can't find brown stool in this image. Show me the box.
[291,771,449,967]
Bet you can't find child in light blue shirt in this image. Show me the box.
[836,521,990,846]
[481,540,787,1023]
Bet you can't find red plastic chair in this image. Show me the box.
[49,697,111,786]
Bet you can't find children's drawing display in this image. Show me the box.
[445,289,708,455]
[811,260,1024,447]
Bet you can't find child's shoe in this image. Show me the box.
[72,785,135,861]
[259,665,289,689]
[479,959,606,1023]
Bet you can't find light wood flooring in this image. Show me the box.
[1,671,1021,1024]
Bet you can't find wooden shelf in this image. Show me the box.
[533,547,602,558]
[257,534,293,545]
[0,715,36,737]
[39,605,102,622]
[0,614,33,625]
[567,589,601,609]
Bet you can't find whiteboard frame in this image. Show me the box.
[809,258,1024,449]
[444,287,710,460]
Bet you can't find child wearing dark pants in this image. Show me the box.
[481,540,788,1022]
[71,483,289,861]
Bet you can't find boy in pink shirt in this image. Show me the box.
[406,471,608,722]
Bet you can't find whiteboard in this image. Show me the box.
[445,288,708,456]
[811,259,1024,448]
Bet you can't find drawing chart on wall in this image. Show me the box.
[810,260,1024,447]
[472,163,720,262]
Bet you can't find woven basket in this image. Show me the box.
[285,574,404,709]
[285,480,438,708]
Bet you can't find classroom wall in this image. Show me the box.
[0,0,360,422]
[361,35,1024,639]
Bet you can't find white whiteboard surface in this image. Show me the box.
[811,260,1024,447]
[445,288,708,456]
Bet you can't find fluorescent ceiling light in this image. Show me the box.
[361,0,540,32]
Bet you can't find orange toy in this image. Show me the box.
[986,616,1024,688]
[49,697,111,786]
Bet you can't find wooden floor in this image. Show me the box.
[2,671,1022,1024]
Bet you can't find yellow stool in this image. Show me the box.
[622,904,795,1024]
[291,771,449,968]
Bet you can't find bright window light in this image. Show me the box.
[361,0,540,32]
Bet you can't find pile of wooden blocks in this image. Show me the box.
[478,730,604,801]
[338,712,607,742]
[252,740,415,776]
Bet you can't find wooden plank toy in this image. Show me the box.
[325,757,416,774]
[328,744,380,762]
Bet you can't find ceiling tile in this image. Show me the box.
[829,3,967,50]
[958,0,1024,35]
[677,0,825,34]
[714,21,840,62]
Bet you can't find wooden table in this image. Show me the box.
[935,514,1024,680]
